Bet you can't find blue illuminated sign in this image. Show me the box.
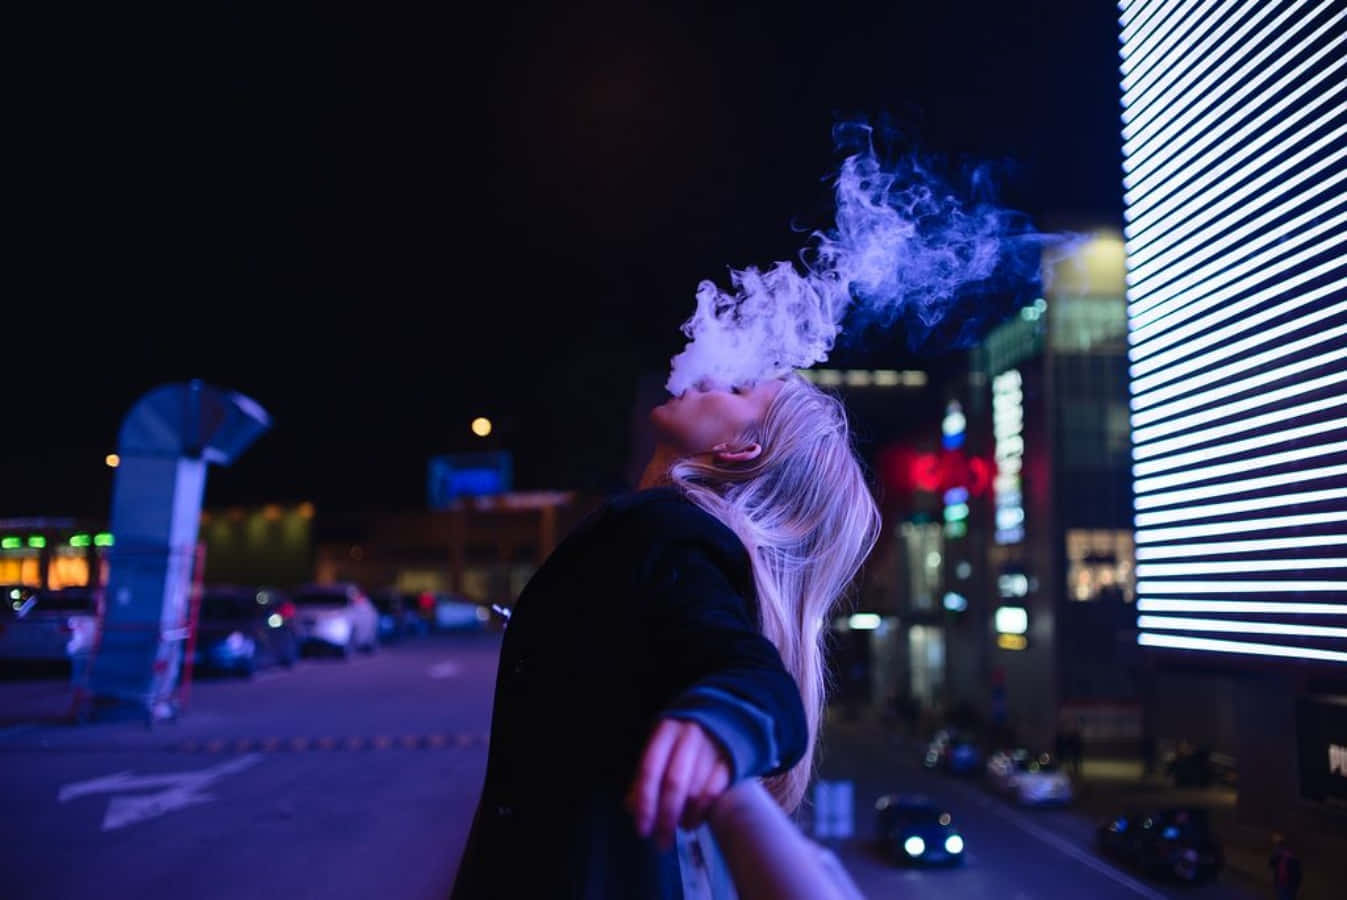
[427,452,513,509]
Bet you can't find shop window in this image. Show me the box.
[0,553,41,587]
[47,549,90,590]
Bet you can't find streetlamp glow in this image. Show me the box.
[105,453,121,468]
[471,417,493,438]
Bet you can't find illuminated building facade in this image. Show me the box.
[1120,0,1347,828]
[941,230,1139,749]
[312,491,587,607]
[0,518,112,591]
[199,503,316,587]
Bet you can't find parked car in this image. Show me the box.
[370,589,427,641]
[421,592,489,632]
[193,586,298,676]
[290,583,379,657]
[986,749,1074,806]
[1165,745,1237,788]
[874,795,966,866]
[925,729,982,775]
[1096,808,1224,883]
[0,585,99,667]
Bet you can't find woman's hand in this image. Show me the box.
[626,718,732,850]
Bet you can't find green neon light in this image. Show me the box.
[0,537,21,550]
[94,533,115,547]
[27,536,46,549]
[69,534,91,548]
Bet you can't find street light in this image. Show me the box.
[105,453,121,468]
[471,417,492,438]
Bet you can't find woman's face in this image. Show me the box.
[650,378,784,456]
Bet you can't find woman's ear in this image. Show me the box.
[712,441,763,464]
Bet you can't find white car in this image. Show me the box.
[986,749,1073,806]
[290,583,378,657]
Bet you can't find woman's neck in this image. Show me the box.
[639,444,682,490]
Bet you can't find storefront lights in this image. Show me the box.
[994,606,1029,635]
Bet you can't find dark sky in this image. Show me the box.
[7,0,1123,518]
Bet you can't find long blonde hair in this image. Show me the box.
[668,374,881,811]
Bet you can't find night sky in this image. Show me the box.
[7,1,1123,519]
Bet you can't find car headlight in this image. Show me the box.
[904,836,926,857]
[224,632,255,655]
[320,618,351,640]
[945,834,964,854]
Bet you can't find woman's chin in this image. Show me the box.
[649,401,676,429]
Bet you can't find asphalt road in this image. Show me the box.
[1,634,1254,900]
[815,717,1254,900]
[0,634,498,900]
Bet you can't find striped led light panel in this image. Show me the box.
[1121,0,1347,664]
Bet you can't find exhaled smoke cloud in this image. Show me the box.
[666,122,1055,396]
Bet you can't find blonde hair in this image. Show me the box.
[669,374,881,811]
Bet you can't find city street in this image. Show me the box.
[816,718,1253,900]
[2,634,1255,900]
[0,634,496,900]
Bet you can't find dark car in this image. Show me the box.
[0,585,99,670]
[875,795,966,866]
[193,586,299,677]
[924,729,983,775]
[370,589,427,641]
[1096,808,1224,883]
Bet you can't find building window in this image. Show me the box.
[1049,294,1127,353]
[1065,530,1135,603]
[0,552,40,587]
[908,625,945,707]
[47,548,89,590]
[900,522,944,611]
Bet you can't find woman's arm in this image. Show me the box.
[627,536,808,847]
[645,538,808,781]
[708,779,866,900]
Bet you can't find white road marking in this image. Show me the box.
[956,784,1167,900]
[428,661,460,679]
[59,754,262,831]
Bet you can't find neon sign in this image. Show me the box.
[993,369,1025,544]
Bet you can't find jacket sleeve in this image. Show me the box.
[643,537,808,783]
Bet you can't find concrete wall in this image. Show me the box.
[1149,669,1238,755]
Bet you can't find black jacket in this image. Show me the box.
[452,488,808,899]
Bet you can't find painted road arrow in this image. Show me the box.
[58,754,262,831]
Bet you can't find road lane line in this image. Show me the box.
[428,661,460,679]
[959,786,1167,900]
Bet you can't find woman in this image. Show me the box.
[452,373,880,898]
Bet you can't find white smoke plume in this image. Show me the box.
[666,122,1053,396]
